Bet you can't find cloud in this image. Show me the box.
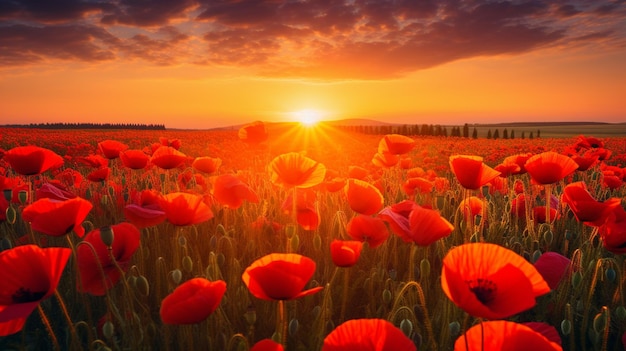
[1,0,625,79]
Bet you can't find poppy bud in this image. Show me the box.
[543,230,554,245]
[400,319,413,337]
[572,271,583,289]
[102,320,115,340]
[313,234,322,251]
[616,306,626,320]
[18,190,28,205]
[532,250,542,263]
[3,189,12,202]
[244,306,256,326]
[593,311,607,333]
[178,236,187,247]
[560,319,572,335]
[0,237,11,251]
[605,267,616,282]
[420,258,430,278]
[6,206,17,224]
[136,275,149,296]
[171,269,182,285]
[291,234,300,251]
[289,318,299,336]
[101,194,109,207]
[216,224,227,236]
[100,226,114,247]
[382,289,392,304]
[449,321,461,337]
[182,256,193,273]
[285,224,297,239]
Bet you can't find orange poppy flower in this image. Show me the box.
[441,243,550,319]
[251,339,284,351]
[603,172,623,190]
[0,245,71,336]
[408,204,454,246]
[77,154,108,168]
[378,200,416,240]
[344,178,384,215]
[502,153,533,175]
[192,156,222,175]
[22,197,92,237]
[239,121,269,144]
[150,146,188,170]
[281,188,320,230]
[348,165,369,180]
[575,135,604,150]
[4,145,64,176]
[561,181,621,227]
[212,173,259,209]
[119,149,150,170]
[403,177,433,196]
[269,152,326,189]
[533,252,571,290]
[242,253,322,301]
[322,318,416,351]
[346,214,389,248]
[371,152,399,168]
[123,190,166,228]
[494,161,521,177]
[330,240,363,267]
[159,137,181,150]
[449,155,501,190]
[571,151,599,171]
[378,134,415,155]
[159,192,213,226]
[524,151,578,185]
[454,321,562,351]
[77,222,141,296]
[160,278,226,325]
[98,140,128,159]
[458,196,485,223]
[533,206,558,224]
[599,206,626,254]
[87,167,110,182]
[399,157,412,169]
[323,177,346,193]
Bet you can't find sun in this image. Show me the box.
[293,109,322,126]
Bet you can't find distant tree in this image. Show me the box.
[472,128,478,139]
[493,129,500,139]
[443,127,448,137]
[503,129,508,139]
[521,131,526,139]
[421,124,430,136]
[529,132,534,139]
[463,123,470,138]
[487,129,492,139]
[537,129,541,138]
[510,130,515,139]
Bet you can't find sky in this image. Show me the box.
[1,0,625,129]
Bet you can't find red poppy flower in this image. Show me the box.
[562,181,621,226]
[599,206,626,254]
[345,178,384,215]
[571,151,599,171]
[159,137,181,150]
[192,156,222,175]
[533,252,571,290]
[159,192,213,226]
[150,146,188,170]
[77,154,108,168]
[160,278,226,325]
[511,194,528,219]
[346,214,389,248]
[54,168,83,188]
[524,151,578,185]
[575,135,604,150]
[0,245,71,336]
[119,149,149,170]
[348,166,369,180]
[322,318,416,351]
[281,189,320,230]
[441,243,550,319]
[449,155,501,190]
[371,152,399,168]
[494,161,521,177]
[98,140,128,159]
[35,182,77,201]
[330,240,363,267]
[403,177,433,196]
[458,196,485,223]
[77,223,141,296]
[239,121,269,144]
[22,197,92,237]
[212,173,259,209]
[123,190,166,228]
[87,167,110,182]
[378,200,417,240]
[251,339,284,351]
[269,152,326,189]
[603,173,623,190]
[454,320,562,351]
[378,134,415,155]
[3,146,64,176]
[502,153,533,175]
[242,253,323,301]
[323,177,346,193]
[533,206,558,224]
[407,204,454,246]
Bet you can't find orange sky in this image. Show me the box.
[1,1,625,129]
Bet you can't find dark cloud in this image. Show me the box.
[1,0,625,79]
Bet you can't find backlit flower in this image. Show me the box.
[281,189,320,230]
[98,140,128,159]
[192,156,222,174]
[525,151,578,185]
[4,146,64,176]
[77,223,141,296]
[212,173,259,209]
[345,178,384,215]
[150,146,188,170]
[561,181,621,227]
[454,320,562,351]
[322,319,416,351]
[119,149,149,170]
[269,152,326,189]
[239,121,269,144]
[449,155,500,190]
[0,245,71,336]
[159,192,213,226]
[533,252,571,290]
[378,134,415,155]
[160,278,226,325]
[242,253,322,301]
[123,190,166,228]
[330,240,363,267]
[22,197,92,237]
[346,214,389,248]
[441,243,550,319]
[407,204,454,246]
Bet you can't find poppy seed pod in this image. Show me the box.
[100,226,114,247]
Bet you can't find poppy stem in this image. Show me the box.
[38,304,61,351]
[408,244,417,282]
[339,268,350,322]
[54,289,79,349]
[545,184,552,225]
[277,299,287,348]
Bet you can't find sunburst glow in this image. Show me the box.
[293,109,322,126]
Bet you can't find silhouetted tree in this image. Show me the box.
[463,124,470,138]
[503,129,508,139]
[493,129,500,139]
[472,128,478,139]
[487,129,492,139]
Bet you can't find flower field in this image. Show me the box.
[1,122,626,351]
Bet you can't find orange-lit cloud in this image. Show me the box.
[1,0,624,79]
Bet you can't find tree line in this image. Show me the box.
[337,123,541,139]
[2,122,166,130]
